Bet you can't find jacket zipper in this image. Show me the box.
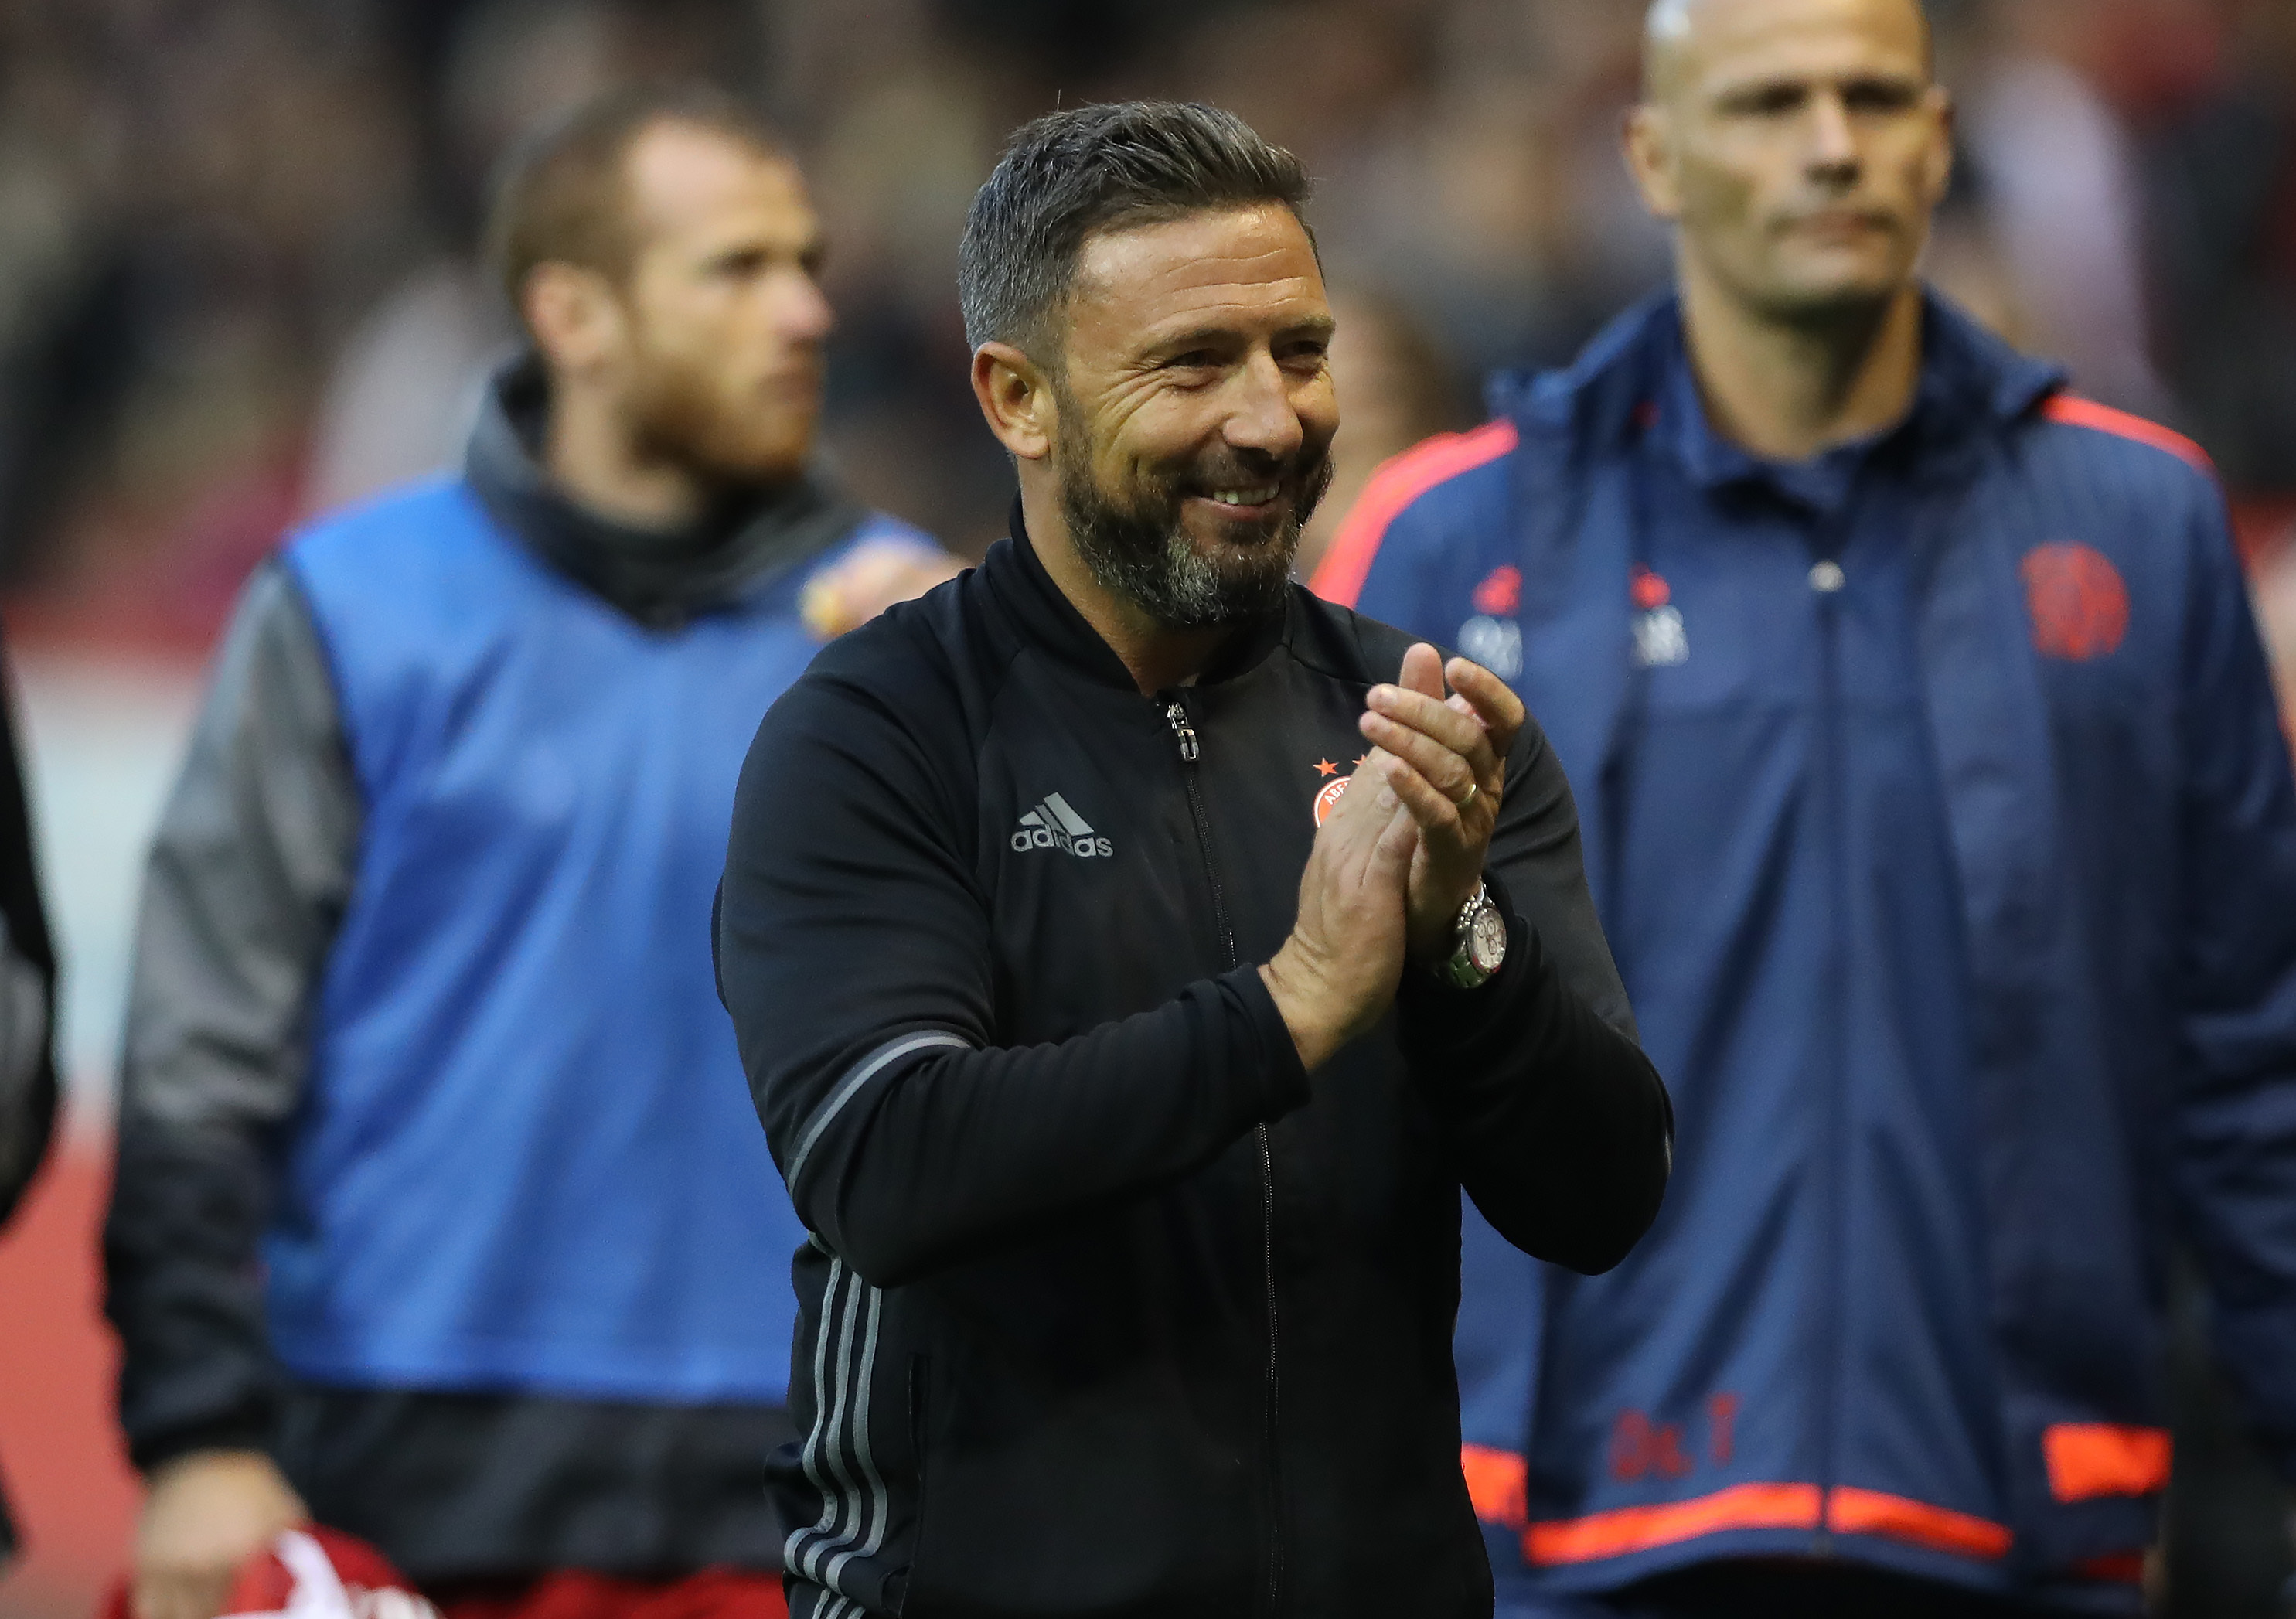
[1163,696,1283,1616]
[1811,550,1848,1553]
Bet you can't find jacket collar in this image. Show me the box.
[1652,321,1890,516]
[463,353,865,629]
[1489,287,2065,473]
[983,497,1293,694]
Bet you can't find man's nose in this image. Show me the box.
[1223,351,1306,462]
[776,272,836,346]
[1807,91,1860,181]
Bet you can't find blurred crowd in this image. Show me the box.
[1,0,2294,647]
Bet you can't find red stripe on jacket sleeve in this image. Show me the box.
[1308,420,1519,609]
[2039,394,2215,475]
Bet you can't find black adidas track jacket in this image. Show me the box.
[716,513,1671,1619]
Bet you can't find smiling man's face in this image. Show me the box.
[1047,203,1337,629]
[1630,0,1952,322]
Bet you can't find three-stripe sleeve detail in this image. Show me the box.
[822,1281,892,1585]
[786,1259,897,1611]
[787,1030,970,1197]
[787,1259,850,1574]
[783,1031,971,1612]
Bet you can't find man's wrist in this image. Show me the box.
[1405,877,1476,965]
[1405,917,1454,966]
[1411,878,1503,983]
[145,1447,280,1484]
[1259,941,1349,1072]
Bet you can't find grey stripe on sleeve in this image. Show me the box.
[801,1270,870,1584]
[785,1030,969,1196]
[785,1259,851,1576]
[819,1280,890,1588]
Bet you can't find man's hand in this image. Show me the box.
[1261,749,1422,1071]
[801,540,964,639]
[1357,645,1525,963]
[133,1450,308,1619]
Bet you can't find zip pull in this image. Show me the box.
[1164,700,1200,763]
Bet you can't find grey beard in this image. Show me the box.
[1057,439,1329,631]
[1068,504,1297,629]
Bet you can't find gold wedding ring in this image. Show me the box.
[1454,781,1480,810]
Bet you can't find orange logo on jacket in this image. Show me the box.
[2021,543,2128,661]
[1311,755,1367,826]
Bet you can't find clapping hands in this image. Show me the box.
[1259,645,1524,1070]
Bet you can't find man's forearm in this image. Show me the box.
[776,968,1310,1288]
[1401,906,1671,1274]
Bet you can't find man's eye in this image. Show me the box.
[1845,81,1918,113]
[1728,85,1806,117]
[1165,352,1219,370]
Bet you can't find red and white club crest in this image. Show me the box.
[2021,542,2129,661]
[1313,776,1350,827]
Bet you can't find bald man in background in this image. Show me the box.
[1323,1,2296,1614]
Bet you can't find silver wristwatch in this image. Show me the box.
[1436,881,1507,990]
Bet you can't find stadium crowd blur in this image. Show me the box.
[0,0,2294,1614]
[3,0,2294,628]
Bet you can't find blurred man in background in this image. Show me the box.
[103,86,952,1619]
[1323,0,2296,1614]
[0,629,58,1580]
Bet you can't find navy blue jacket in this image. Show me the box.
[1322,294,2296,1610]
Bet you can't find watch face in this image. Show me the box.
[1467,902,1508,974]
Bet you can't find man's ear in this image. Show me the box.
[971,342,1054,462]
[522,262,626,377]
[1921,87,1957,209]
[1622,104,1682,223]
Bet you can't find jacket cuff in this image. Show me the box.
[130,1409,278,1474]
[1225,964,1312,1117]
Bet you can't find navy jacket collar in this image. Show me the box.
[465,353,865,629]
[1648,319,1885,516]
[1490,288,2065,475]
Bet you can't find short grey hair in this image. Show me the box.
[957,101,1312,362]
